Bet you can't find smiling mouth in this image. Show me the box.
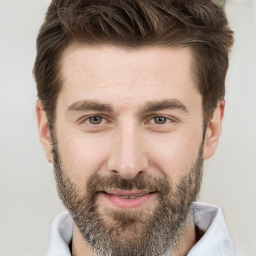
[103,191,154,199]
[99,190,157,209]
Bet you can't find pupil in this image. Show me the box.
[90,116,101,124]
[155,117,166,124]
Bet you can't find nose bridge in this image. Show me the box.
[120,120,138,162]
[108,118,148,179]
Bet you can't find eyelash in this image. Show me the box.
[148,116,172,125]
[84,115,106,125]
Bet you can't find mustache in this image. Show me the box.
[86,173,171,195]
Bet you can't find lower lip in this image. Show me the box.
[101,192,155,209]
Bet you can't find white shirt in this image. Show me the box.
[46,202,237,256]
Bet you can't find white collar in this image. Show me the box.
[47,211,73,256]
[46,202,237,256]
[188,202,237,255]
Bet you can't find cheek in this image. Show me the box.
[146,129,203,183]
[56,129,110,185]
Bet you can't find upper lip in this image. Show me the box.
[103,189,154,196]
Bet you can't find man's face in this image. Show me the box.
[55,45,204,186]
[37,44,222,255]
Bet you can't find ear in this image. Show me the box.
[36,100,53,163]
[203,100,225,159]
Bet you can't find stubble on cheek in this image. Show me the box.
[51,126,204,256]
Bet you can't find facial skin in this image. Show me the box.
[37,44,224,256]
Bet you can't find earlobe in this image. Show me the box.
[203,100,225,159]
[36,100,53,163]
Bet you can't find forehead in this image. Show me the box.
[58,44,200,111]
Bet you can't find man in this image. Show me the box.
[34,0,236,255]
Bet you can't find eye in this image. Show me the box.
[85,115,104,125]
[149,116,171,125]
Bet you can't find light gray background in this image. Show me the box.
[0,0,255,255]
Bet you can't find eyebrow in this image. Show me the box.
[67,100,114,113]
[142,99,189,114]
[67,98,189,115]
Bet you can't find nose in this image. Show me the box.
[107,121,148,180]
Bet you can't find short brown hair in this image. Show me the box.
[34,0,234,125]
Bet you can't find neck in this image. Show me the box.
[72,225,97,256]
[72,217,197,256]
[172,217,197,256]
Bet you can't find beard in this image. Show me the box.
[52,137,204,256]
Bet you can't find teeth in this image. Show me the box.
[115,194,146,199]
[120,195,130,199]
